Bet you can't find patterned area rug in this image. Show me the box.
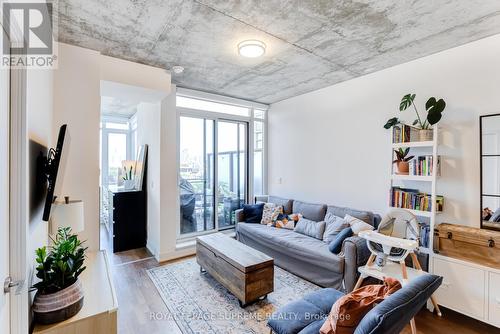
[147,258,321,334]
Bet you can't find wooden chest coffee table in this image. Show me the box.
[196,233,274,307]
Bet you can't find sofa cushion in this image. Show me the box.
[328,227,353,254]
[269,196,294,215]
[295,218,326,240]
[293,200,327,221]
[327,205,374,226]
[345,214,375,235]
[236,223,343,273]
[242,203,264,224]
[354,274,443,334]
[268,288,344,334]
[323,213,349,243]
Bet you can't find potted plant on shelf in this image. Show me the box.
[32,227,87,325]
[393,148,414,175]
[122,165,135,190]
[384,93,447,141]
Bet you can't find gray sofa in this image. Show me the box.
[235,196,381,292]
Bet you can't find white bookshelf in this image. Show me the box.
[390,126,440,255]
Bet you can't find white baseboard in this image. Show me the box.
[157,246,195,263]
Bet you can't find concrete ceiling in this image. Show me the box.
[101,96,138,117]
[57,1,500,104]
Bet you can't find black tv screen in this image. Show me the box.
[42,124,67,221]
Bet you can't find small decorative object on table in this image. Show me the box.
[393,147,414,175]
[384,93,447,142]
[32,227,87,324]
[121,160,136,190]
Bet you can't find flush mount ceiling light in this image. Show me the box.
[238,40,266,58]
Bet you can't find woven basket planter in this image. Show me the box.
[33,278,84,325]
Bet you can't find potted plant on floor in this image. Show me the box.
[32,227,87,325]
[393,148,414,175]
[384,93,447,141]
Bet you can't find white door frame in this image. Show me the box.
[9,65,29,334]
[1,15,29,333]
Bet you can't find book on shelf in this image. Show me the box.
[408,156,441,176]
[390,187,444,212]
[392,124,422,143]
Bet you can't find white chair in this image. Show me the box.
[355,209,441,334]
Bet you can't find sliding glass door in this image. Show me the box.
[179,116,248,236]
[179,117,215,234]
[217,121,247,230]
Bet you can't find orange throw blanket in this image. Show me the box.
[320,277,402,334]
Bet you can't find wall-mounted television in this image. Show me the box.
[42,124,67,221]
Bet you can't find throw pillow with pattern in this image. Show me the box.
[261,203,283,225]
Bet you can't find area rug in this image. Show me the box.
[147,258,321,333]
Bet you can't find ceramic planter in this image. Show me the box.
[124,179,135,190]
[33,278,84,325]
[395,161,410,175]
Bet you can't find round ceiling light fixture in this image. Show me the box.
[238,40,266,58]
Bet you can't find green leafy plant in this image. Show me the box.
[33,227,87,294]
[122,165,134,181]
[393,148,414,163]
[384,93,446,129]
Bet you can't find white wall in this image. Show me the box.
[134,86,187,262]
[26,67,53,318]
[53,44,101,250]
[52,43,171,251]
[158,86,187,261]
[269,34,500,228]
[135,102,162,256]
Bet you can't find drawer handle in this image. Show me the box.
[488,238,495,248]
[447,232,453,239]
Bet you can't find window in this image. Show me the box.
[106,122,129,130]
[99,118,133,187]
[177,91,267,238]
[177,95,250,117]
[254,120,265,196]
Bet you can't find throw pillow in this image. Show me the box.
[242,203,265,224]
[323,212,349,243]
[294,218,326,239]
[344,214,374,235]
[320,277,402,334]
[490,208,500,222]
[288,213,303,223]
[275,213,295,229]
[261,203,283,225]
[328,227,353,254]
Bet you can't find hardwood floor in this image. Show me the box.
[109,247,500,334]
